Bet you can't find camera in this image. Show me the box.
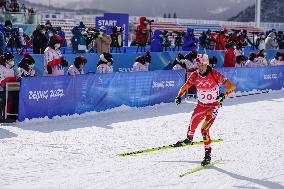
[145,19,154,23]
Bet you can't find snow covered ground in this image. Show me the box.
[1,91,284,189]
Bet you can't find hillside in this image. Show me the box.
[229,0,284,23]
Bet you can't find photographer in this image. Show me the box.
[135,16,148,47]
[182,28,199,51]
[71,26,87,54]
[110,26,123,53]
[44,34,68,76]
[94,26,112,54]
[32,24,48,54]
[150,29,163,52]
[160,30,172,51]
[173,31,185,51]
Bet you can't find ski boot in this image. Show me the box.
[201,148,211,166]
[173,136,193,147]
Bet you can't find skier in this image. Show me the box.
[174,54,236,166]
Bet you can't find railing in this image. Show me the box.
[0,12,42,25]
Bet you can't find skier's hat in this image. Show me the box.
[196,54,209,65]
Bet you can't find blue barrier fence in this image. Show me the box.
[18,70,186,121]
[14,49,284,76]
[18,66,284,121]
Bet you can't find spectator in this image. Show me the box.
[245,52,257,67]
[17,52,36,79]
[182,28,199,51]
[45,20,54,35]
[135,16,148,47]
[265,32,278,50]
[276,31,284,49]
[0,24,5,55]
[184,50,197,72]
[255,49,268,66]
[235,55,247,67]
[150,29,163,52]
[68,56,87,75]
[172,53,187,70]
[44,34,68,76]
[255,33,266,51]
[20,3,26,12]
[71,26,82,53]
[223,41,236,67]
[56,27,67,47]
[32,24,48,54]
[213,28,228,50]
[18,28,31,53]
[199,30,211,50]
[270,52,284,66]
[94,26,112,54]
[133,51,151,72]
[96,52,114,74]
[0,52,17,121]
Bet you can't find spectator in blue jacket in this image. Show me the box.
[0,24,5,55]
[182,28,199,51]
[150,29,163,52]
[71,26,86,54]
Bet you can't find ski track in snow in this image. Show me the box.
[1,91,284,189]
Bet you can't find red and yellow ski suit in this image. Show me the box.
[177,67,236,149]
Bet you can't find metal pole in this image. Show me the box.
[255,0,261,28]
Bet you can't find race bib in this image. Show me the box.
[197,87,219,103]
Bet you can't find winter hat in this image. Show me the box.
[48,34,63,47]
[177,53,185,60]
[185,50,197,61]
[249,52,257,61]
[74,56,87,69]
[135,55,144,63]
[3,52,14,62]
[21,52,35,65]
[100,52,113,63]
[275,52,282,59]
[196,54,209,65]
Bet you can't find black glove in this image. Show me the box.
[175,96,181,105]
[47,65,52,74]
[61,57,69,67]
[216,93,225,103]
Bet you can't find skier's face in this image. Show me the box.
[196,62,207,73]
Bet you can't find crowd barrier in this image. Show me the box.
[18,70,186,121]
[18,66,284,122]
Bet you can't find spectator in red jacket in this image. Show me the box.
[135,16,148,47]
[223,41,236,67]
[213,28,228,50]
